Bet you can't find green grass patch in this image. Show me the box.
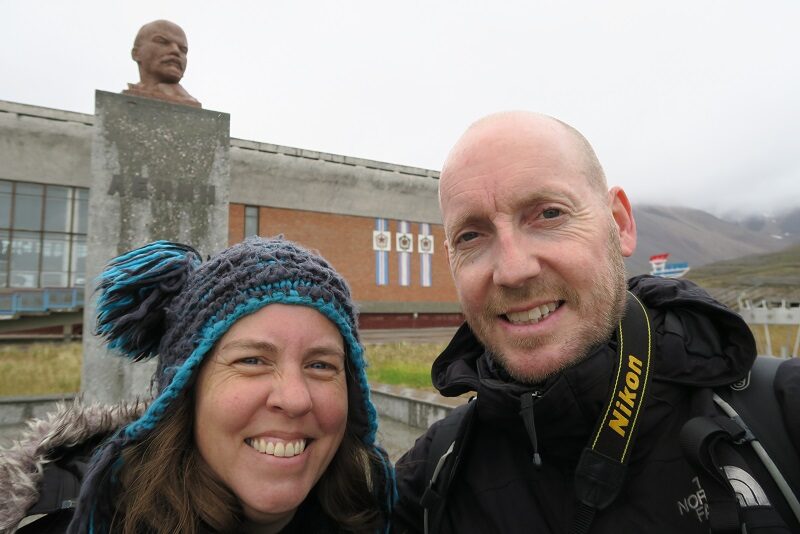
[0,342,82,396]
[364,342,445,390]
[0,340,443,397]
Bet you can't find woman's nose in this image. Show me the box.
[266,370,313,417]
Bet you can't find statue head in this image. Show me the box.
[132,20,188,86]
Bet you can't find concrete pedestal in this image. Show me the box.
[81,90,230,403]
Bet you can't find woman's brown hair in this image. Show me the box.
[111,363,384,533]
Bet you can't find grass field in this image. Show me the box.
[363,342,444,390]
[688,245,800,287]
[0,342,82,396]
[0,341,444,397]
[1,327,797,397]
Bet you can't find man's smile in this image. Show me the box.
[502,301,562,325]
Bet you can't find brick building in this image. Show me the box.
[0,99,461,331]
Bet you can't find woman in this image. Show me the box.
[0,237,395,533]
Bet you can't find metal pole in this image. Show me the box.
[763,322,773,357]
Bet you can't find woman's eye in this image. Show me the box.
[308,361,339,372]
[541,208,562,219]
[237,357,262,366]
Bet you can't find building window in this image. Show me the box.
[244,205,259,237]
[0,179,88,288]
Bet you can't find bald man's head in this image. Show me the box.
[436,111,636,383]
[440,111,608,205]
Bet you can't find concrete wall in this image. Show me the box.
[0,387,460,448]
[0,393,77,430]
[0,101,92,187]
[370,382,463,429]
[81,92,232,403]
[230,139,441,223]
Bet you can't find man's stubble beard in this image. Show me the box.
[468,223,628,384]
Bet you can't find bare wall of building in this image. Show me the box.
[0,101,92,187]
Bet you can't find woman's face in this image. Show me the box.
[194,304,348,527]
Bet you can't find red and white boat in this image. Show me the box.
[649,253,690,278]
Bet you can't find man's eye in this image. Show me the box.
[541,208,562,219]
[457,231,479,243]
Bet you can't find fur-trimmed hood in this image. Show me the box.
[0,399,145,533]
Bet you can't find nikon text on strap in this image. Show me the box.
[572,291,653,534]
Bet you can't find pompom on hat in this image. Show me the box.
[69,237,396,533]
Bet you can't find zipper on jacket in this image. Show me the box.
[519,391,543,469]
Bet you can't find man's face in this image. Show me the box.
[440,118,633,383]
[133,21,188,84]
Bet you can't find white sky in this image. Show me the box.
[2,1,799,217]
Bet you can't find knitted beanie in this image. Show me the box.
[68,237,395,533]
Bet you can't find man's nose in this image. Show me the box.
[266,369,313,417]
[492,231,541,288]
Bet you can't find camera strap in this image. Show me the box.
[571,291,653,534]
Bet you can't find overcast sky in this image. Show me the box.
[2,1,798,217]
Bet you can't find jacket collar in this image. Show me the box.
[430,277,756,455]
[0,399,145,532]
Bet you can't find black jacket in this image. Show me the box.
[393,276,800,533]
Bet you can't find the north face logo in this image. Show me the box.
[730,372,751,392]
[723,465,770,507]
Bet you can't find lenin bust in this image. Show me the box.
[123,20,201,108]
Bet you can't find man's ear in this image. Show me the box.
[608,187,636,257]
[131,47,139,62]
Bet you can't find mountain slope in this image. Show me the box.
[624,205,791,275]
[684,244,800,308]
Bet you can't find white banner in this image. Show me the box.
[373,229,392,252]
[418,233,434,254]
[396,231,413,253]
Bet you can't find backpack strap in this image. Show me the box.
[420,399,477,534]
[715,356,800,525]
[680,413,750,533]
[679,355,800,533]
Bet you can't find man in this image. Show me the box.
[393,112,800,533]
[123,20,201,108]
